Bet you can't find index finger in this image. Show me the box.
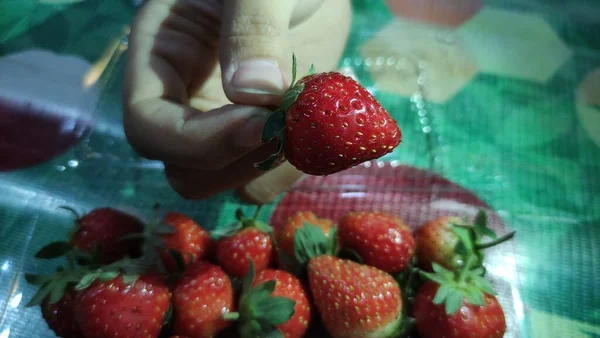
[123,0,272,170]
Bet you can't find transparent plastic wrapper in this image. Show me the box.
[1,1,599,337]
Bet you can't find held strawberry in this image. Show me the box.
[226,262,311,338]
[159,212,213,271]
[256,55,402,175]
[308,256,404,338]
[338,211,415,274]
[74,273,172,338]
[214,207,274,278]
[172,261,235,337]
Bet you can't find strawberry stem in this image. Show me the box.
[475,231,515,250]
[222,312,240,321]
[457,254,477,285]
[252,205,263,220]
[57,206,80,220]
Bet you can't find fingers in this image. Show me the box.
[237,162,305,204]
[164,141,281,200]
[219,0,299,105]
[124,98,271,170]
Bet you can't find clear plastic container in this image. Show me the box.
[1,1,599,337]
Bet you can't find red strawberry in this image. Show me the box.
[74,273,171,338]
[277,211,335,259]
[41,287,83,338]
[308,256,403,338]
[70,207,145,263]
[413,281,506,338]
[215,208,274,278]
[159,212,213,271]
[251,269,312,338]
[338,211,415,274]
[226,263,311,338]
[255,55,402,175]
[414,216,464,271]
[415,211,515,272]
[172,261,235,337]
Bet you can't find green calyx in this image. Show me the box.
[227,261,296,338]
[450,210,515,271]
[420,263,496,315]
[211,206,273,240]
[293,222,338,266]
[254,54,316,171]
[420,210,515,315]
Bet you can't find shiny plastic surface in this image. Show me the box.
[1,0,599,337]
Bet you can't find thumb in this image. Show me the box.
[220,0,298,105]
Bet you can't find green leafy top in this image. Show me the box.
[293,222,338,266]
[211,206,273,240]
[420,210,515,315]
[254,54,316,171]
[26,207,178,308]
[226,261,296,338]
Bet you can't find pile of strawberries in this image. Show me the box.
[27,56,514,337]
[26,205,514,338]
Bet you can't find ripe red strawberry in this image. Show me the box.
[70,207,145,263]
[338,211,415,274]
[255,55,402,175]
[226,263,311,338]
[41,287,83,338]
[215,208,274,278]
[34,207,145,264]
[172,261,235,337]
[413,281,506,338]
[308,256,403,338]
[414,216,464,271]
[159,212,213,271]
[415,211,515,272]
[277,211,335,258]
[251,269,312,338]
[74,273,171,338]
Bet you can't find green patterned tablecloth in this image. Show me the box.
[1,0,599,337]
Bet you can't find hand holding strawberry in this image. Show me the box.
[256,55,402,176]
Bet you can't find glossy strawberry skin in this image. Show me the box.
[216,227,274,278]
[414,216,463,271]
[71,208,144,264]
[172,261,235,338]
[160,212,213,270]
[284,72,401,175]
[74,274,171,338]
[339,212,415,274]
[41,288,83,338]
[413,282,506,338]
[307,256,403,338]
[253,269,312,338]
[277,211,335,258]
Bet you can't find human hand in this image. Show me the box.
[123,0,352,203]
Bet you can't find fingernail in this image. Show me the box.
[231,60,285,95]
[236,112,269,148]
